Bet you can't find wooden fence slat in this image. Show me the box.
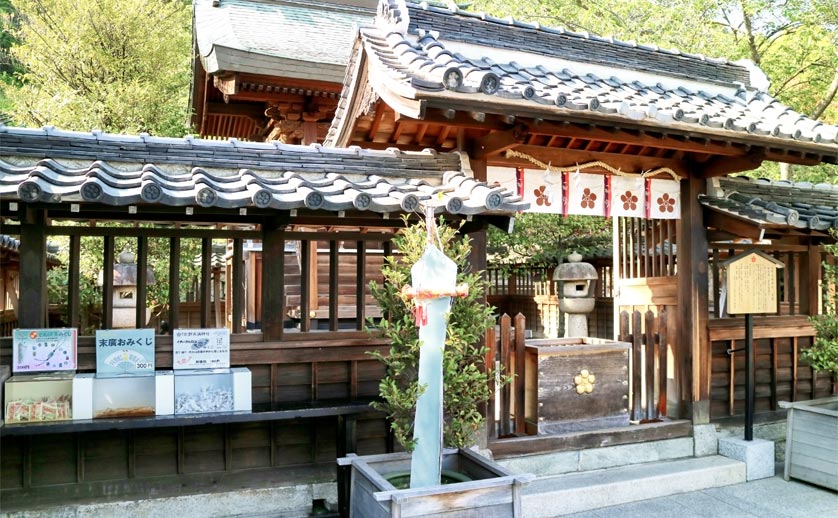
[619,311,630,342]
[658,309,668,417]
[645,310,656,420]
[500,314,512,437]
[514,313,526,435]
[485,326,497,440]
[729,340,736,416]
[632,310,643,422]
[770,337,778,410]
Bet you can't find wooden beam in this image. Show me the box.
[703,209,766,241]
[698,153,765,177]
[529,120,748,157]
[367,106,387,141]
[205,102,267,122]
[213,74,240,96]
[495,144,689,177]
[395,109,508,132]
[470,126,527,159]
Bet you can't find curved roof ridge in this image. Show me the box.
[397,0,752,88]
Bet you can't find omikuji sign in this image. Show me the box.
[95,328,155,375]
[173,328,230,369]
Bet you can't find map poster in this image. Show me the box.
[172,328,230,370]
[95,329,155,375]
[13,328,78,372]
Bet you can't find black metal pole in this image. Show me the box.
[745,312,754,441]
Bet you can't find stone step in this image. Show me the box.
[522,455,746,517]
[497,436,696,477]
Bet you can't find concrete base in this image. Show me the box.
[693,423,718,457]
[719,437,775,481]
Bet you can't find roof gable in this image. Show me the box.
[326,0,838,164]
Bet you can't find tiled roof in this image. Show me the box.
[0,125,526,215]
[327,0,838,161]
[700,176,838,232]
[194,0,374,78]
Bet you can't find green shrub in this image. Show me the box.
[367,216,502,451]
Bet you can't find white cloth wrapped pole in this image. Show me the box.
[407,243,457,488]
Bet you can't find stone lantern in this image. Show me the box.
[100,248,156,328]
[552,251,598,337]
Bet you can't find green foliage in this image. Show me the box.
[367,216,501,450]
[806,238,838,378]
[487,213,612,268]
[4,0,192,136]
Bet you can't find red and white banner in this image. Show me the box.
[487,166,679,219]
[610,175,645,218]
[648,179,681,219]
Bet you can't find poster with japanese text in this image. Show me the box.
[172,328,230,370]
[13,328,78,372]
[95,329,155,375]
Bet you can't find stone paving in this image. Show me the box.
[562,468,838,518]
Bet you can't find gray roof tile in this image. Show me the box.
[700,176,838,232]
[326,0,838,158]
[0,125,527,216]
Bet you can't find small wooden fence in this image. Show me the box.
[618,309,669,422]
[485,313,526,439]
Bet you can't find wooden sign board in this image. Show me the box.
[723,250,784,315]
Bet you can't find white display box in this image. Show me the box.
[155,370,174,416]
[73,373,94,420]
[174,368,251,414]
[92,373,156,419]
[4,372,75,423]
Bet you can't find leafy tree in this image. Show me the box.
[4,0,192,136]
[806,236,838,378]
[487,214,611,269]
[367,217,502,450]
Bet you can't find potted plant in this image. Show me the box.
[338,215,530,518]
[780,243,838,491]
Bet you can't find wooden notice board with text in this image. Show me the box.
[723,250,784,315]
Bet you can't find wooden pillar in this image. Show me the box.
[200,238,212,328]
[468,158,488,277]
[232,238,244,333]
[799,245,822,316]
[101,236,115,330]
[262,218,287,340]
[168,238,181,332]
[677,171,710,423]
[136,236,148,328]
[18,207,47,327]
[67,235,81,329]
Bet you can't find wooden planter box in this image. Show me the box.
[338,448,532,518]
[525,337,631,434]
[779,397,838,491]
